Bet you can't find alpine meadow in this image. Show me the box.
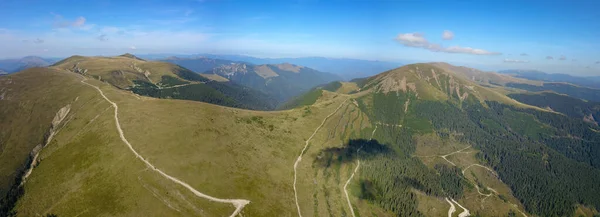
[1,0,599,217]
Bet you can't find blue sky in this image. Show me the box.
[1,0,599,75]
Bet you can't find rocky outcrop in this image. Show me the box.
[71,63,87,75]
[584,113,598,125]
[20,104,71,186]
[211,63,249,78]
[130,63,153,82]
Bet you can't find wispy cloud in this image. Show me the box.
[546,56,554,60]
[22,38,44,44]
[97,34,108,41]
[596,61,600,64]
[559,55,566,60]
[150,17,196,25]
[395,32,500,55]
[52,13,86,28]
[101,26,121,34]
[72,17,86,27]
[520,53,528,56]
[184,9,194,16]
[442,30,454,40]
[504,59,530,63]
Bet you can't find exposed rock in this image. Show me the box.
[584,113,598,125]
[20,104,71,186]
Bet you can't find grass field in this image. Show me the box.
[2,62,573,216]
[1,67,391,216]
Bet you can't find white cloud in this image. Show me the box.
[520,53,528,56]
[130,46,137,50]
[559,55,566,60]
[444,46,500,55]
[504,59,530,63]
[442,30,454,40]
[395,33,428,46]
[394,32,500,55]
[546,56,554,60]
[34,38,44,44]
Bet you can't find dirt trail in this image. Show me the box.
[445,198,456,217]
[343,125,377,217]
[157,82,204,89]
[293,100,347,217]
[418,146,529,217]
[462,164,497,176]
[80,78,249,217]
[441,146,471,166]
[451,198,470,217]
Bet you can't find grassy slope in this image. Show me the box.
[4,67,380,216]
[52,55,279,110]
[0,68,89,198]
[6,62,591,217]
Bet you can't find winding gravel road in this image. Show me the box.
[452,198,470,217]
[81,77,249,217]
[293,100,347,217]
[445,198,456,217]
[343,125,377,217]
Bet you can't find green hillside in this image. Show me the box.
[2,62,599,217]
[288,63,600,217]
[51,54,278,110]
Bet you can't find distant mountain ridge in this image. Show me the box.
[51,54,279,110]
[162,56,245,73]
[500,69,600,89]
[0,56,60,73]
[143,53,402,80]
[205,62,342,102]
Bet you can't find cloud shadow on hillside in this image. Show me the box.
[312,139,393,168]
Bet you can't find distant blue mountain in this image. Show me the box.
[139,53,402,80]
[500,69,600,89]
[0,56,61,73]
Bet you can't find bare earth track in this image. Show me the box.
[416,145,528,217]
[343,125,378,217]
[80,76,250,217]
[293,100,347,217]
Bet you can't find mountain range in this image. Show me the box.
[142,54,402,81]
[1,55,600,217]
[500,69,600,89]
[51,54,279,110]
[0,56,60,73]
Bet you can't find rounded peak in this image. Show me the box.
[268,62,304,73]
[119,53,145,61]
[50,55,88,67]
